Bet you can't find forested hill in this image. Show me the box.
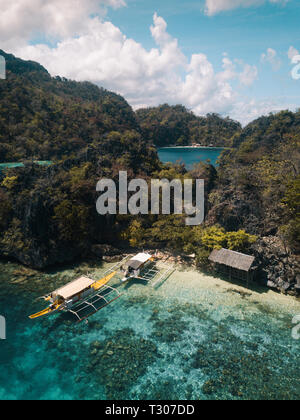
[0,49,141,163]
[0,50,160,268]
[0,49,49,77]
[209,110,300,254]
[0,50,299,293]
[136,104,242,147]
[0,50,242,163]
[125,109,300,292]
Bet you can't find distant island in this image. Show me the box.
[136,104,241,148]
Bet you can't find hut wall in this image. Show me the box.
[213,263,253,283]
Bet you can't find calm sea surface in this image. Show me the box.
[0,259,299,400]
[157,147,225,169]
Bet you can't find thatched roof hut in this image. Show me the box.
[209,248,256,285]
[209,249,255,271]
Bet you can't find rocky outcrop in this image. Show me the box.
[91,244,124,262]
[252,236,300,295]
[0,238,85,269]
[206,187,265,234]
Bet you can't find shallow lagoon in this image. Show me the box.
[157,147,225,169]
[0,161,52,174]
[0,259,299,400]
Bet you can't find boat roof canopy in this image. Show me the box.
[125,253,152,270]
[52,276,95,300]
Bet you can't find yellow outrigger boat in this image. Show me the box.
[29,271,119,322]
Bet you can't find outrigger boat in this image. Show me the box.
[29,271,120,322]
[29,253,176,322]
[121,253,155,282]
[120,252,176,287]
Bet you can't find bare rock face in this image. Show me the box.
[206,187,265,234]
[295,275,300,291]
[91,244,122,258]
[252,236,300,295]
[0,239,84,269]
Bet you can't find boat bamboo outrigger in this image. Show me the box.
[120,252,176,286]
[29,253,176,322]
[29,271,120,322]
[121,253,155,282]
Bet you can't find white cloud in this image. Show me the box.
[179,54,236,115]
[261,48,281,71]
[205,0,289,16]
[239,64,259,86]
[12,13,261,124]
[288,46,299,62]
[233,59,258,85]
[229,98,295,125]
[2,2,293,125]
[0,0,126,49]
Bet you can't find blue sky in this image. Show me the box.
[106,0,300,97]
[108,0,299,54]
[1,0,300,124]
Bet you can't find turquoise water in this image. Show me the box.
[0,162,52,173]
[0,259,299,400]
[157,147,225,169]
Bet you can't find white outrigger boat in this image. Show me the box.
[120,252,176,287]
[29,253,175,322]
[121,253,155,282]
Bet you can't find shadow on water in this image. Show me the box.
[40,257,106,276]
[123,278,149,290]
[44,312,75,333]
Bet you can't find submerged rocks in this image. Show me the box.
[151,310,188,343]
[191,323,300,400]
[88,328,159,399]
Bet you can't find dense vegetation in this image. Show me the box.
[211,111,300,253]
[0,50,299,292]
[123,112,300,288]
[0,50,160,267]
[0,49,141,162]
[136,104,242,147]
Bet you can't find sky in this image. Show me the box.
[0,0,300,125]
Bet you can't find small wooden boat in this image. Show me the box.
[120,253,155,282]
[29,271,119,321]
[29,253,175,322]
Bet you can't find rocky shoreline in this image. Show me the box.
[91,243,300,297]
[252,236,300,296]
[1,240,299,298]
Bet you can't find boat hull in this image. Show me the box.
[29,271,117,320]
[29,305,61,319]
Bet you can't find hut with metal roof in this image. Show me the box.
[209,248,257,286]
